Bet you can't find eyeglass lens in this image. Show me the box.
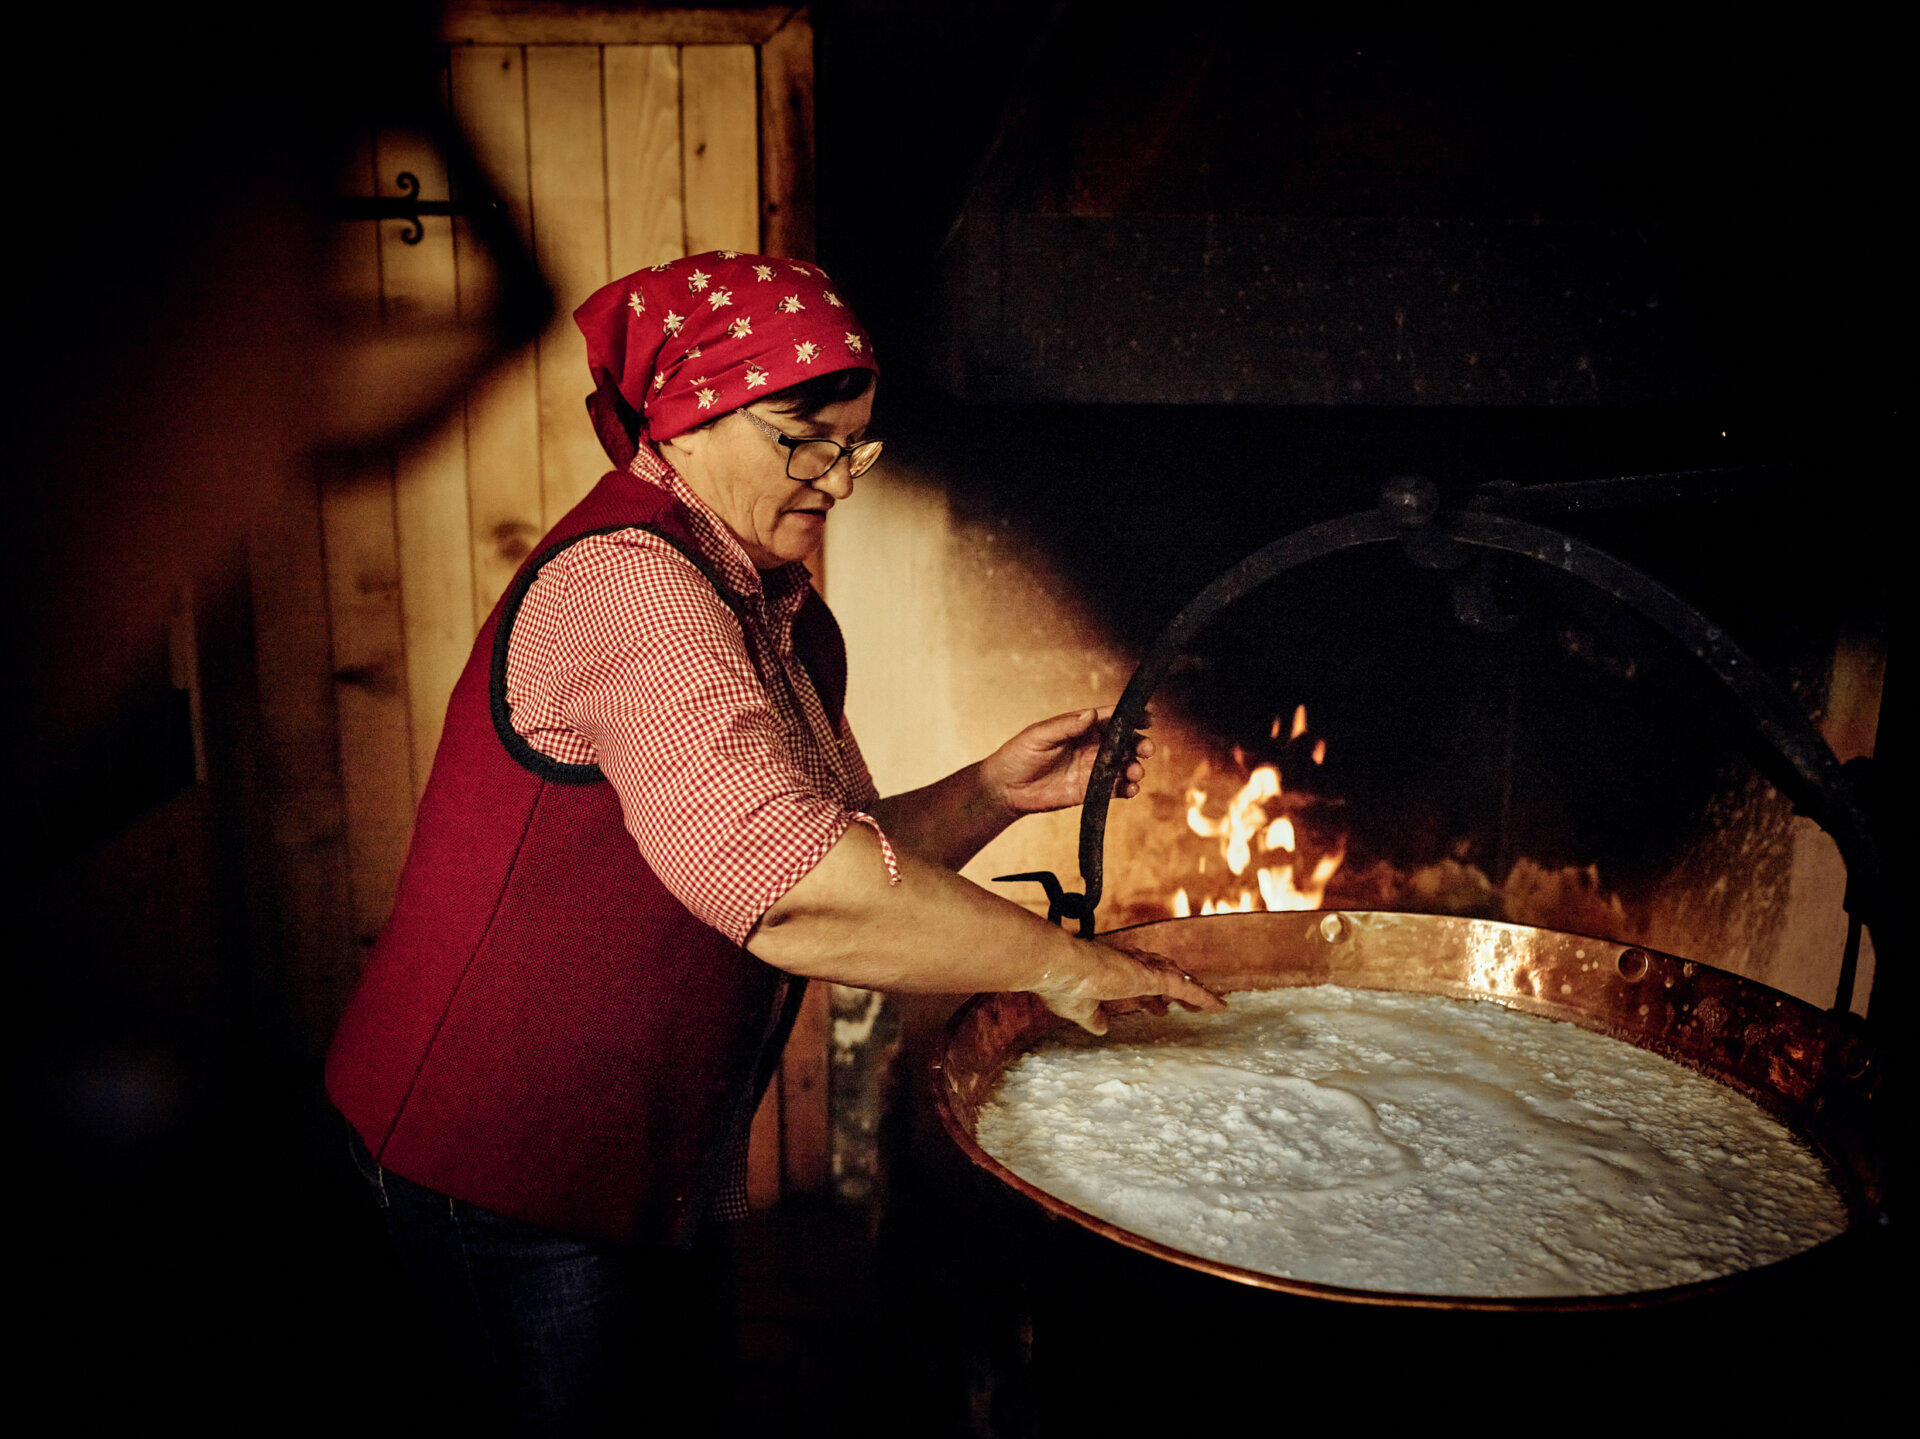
[789,438,883,481]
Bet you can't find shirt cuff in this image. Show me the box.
[848,811,902,886]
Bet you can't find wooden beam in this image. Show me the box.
[443,2,796,46]
[758,9,814,258]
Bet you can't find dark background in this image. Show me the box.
[8,4,1899,1430]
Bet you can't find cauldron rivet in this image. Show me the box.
[1617,947,1651,982]
[1319,913,1349,943]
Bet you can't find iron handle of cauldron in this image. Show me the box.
[1076,478,1897,1017]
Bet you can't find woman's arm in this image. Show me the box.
[868,707,1151,870]
[519,543,1199,1028]
[748,822,1220,1033]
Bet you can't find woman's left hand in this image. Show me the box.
[982,705,1153,817]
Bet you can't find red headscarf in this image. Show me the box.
[573,250,879,468]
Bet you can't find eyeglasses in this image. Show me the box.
[737,407,884,482]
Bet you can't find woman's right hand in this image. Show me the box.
[1030,941,1227,1034]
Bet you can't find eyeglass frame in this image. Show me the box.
[736,406,884,483]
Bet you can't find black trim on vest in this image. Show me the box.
[488,523,748,785]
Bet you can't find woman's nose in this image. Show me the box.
[812,459,855,500]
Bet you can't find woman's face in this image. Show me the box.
[663,390,875,569]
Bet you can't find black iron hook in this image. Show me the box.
[994,871,1096,936]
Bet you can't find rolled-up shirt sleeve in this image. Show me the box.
[505,529,883,944]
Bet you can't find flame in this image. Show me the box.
[1312,739,1326,765]
[1198,891,1258,915]
[1187,766,1280,875]
[1256,848,1345,911]
[1290,704,1308,740]
[1179,760,1345,915]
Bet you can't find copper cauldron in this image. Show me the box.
[933,908,1885,1313]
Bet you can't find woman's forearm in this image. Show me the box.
[747,823,1219,1031]
[865,763,1015,871]
[863,706,1144,871]
[750,822,1063,992]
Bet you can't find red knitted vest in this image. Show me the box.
[324,469,845,1246]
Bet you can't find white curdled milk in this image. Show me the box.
[974,986,1847,1298]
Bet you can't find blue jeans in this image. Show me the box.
[347,1126,730,1437]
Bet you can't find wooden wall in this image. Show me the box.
[264,4,827,1202]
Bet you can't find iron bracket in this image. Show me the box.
[994,871,1097,936]
[332,171,504,245]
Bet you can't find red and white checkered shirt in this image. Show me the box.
[503,447,896,945]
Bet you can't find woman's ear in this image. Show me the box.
[660,421,713,459]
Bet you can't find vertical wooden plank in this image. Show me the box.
[319,132,406,947]
[452,45,545,624]
[605,44,686,273]
[758,13,815,258]
[747,1076,783,1209]
[781,982,830,1193]
[236,132,373,1049]
[681,45,760,253]
[318,135,417,959]
[319,466,416,948]
[449,46,537,289]
[247,473,355,1052]
[525,44,614,526]
[377,123,477,800]
[760,18,827,1194]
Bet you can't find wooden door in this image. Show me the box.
[264,4,825,1204]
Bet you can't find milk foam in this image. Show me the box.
[974,987,1846,1297]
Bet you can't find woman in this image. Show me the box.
[325,251,1219,1430]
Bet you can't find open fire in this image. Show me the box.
[1172,705,1346,917]
[1150,702,1641,942]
